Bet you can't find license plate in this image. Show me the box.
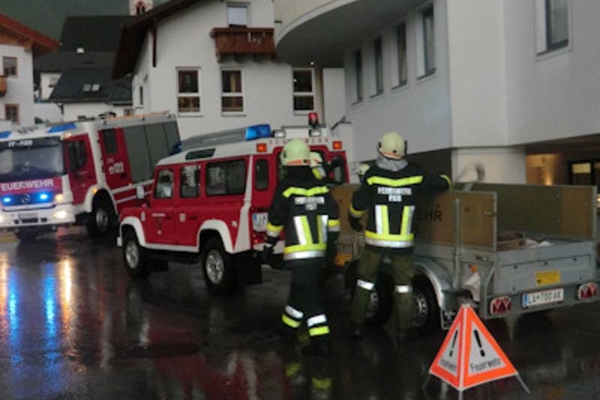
[18,212,38,220]
[252,213,268,231]
[522,288,564,308]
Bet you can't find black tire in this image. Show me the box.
[201,238,237,295]
[122,231,149,279]
[15,229,37,243]
[87,197,114,237]
[412,275,440,335]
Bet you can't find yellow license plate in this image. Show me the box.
[535,270,561,286]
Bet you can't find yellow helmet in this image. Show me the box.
[310,152,323,167]
[280,139,311,166]
[378,131,406,159]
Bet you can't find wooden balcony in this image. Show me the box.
[0,76,6,97]
[210,27,275,60]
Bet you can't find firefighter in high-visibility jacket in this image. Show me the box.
[263,139,340,357]
[348,131,451,344]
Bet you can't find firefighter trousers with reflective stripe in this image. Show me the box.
[350,247,415,330]
[282,257,331,344]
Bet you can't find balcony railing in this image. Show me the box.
[0,76,6,97]
[210,27,275,60]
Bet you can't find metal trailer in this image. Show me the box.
[330,183,599,334]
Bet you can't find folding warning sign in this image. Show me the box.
[426,304,529,397]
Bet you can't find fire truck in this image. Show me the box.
[0,113,180,242]
[117,116,349,295]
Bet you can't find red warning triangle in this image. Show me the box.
[429,304,518,391]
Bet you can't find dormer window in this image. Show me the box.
[227,3,248,27]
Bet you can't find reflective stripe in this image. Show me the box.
[284,250,326,260]
[396,285,413,294]
[365,236,414,248]
[284,243,327,254]
[400,205,415,237]
[286,363,301,377]
[285,305,304,320]
[349,204,366,218]
[356,279,375,291]
[307,314,327,327]
[283,186,329,198]
[328,219,340,231]
[366,176,424,187]
[282,314,302,328]
[309,326,330,337]
[318,215,326,244]
[294,216,309,246]
[365,230,414,246]
[266,222,283,238]
[441,174,452,188]
[312,377,332,390]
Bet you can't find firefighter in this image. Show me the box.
[263,139,340,357]
[347,131,451,344]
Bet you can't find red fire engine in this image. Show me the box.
[117,116,349,294]
[0,113,180,241]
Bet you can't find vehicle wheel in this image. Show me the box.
[412,275,440,335]
[15,229,37,243]
[201,238,237,295]
[364,273,394,327]
[87,198,114,237]
[122,231,149,279]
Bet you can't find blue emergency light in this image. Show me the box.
[2,196,13,205]
[0,131,11,139]
[37,192,51,202]
[47,122,77,134]
[245,124,271,141]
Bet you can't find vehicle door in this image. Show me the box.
[65,136,97,204]
[99,127,131,189]
[175,163,202,247]
[146,167,177,245]
[249,155,274,243]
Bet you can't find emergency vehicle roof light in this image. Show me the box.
[273,129,285,138]
[245,124,271,141]
[0,131,10,139]
[47,122,77,134]
[309,129,322,137]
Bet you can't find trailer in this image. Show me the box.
[331,183,599,334]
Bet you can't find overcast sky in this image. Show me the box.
[2,0,168,40]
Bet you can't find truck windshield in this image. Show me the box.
[0,137,64,181]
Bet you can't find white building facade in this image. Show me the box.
[274,0,599,185]
[114,0,345,140]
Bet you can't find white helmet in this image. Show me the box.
[280,139,311,166]
[378,131,406,159]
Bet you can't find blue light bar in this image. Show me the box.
[245,124,271,141]
[37,192,50,202]
[0,131,11,139]
[47,122,77,134]
[2,196,12,205]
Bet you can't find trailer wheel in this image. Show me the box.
[201,238,237,295]
[412,276,440,335]
[87,197,114,237]
[122,231,149,279]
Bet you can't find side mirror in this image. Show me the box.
[136,186,145,200]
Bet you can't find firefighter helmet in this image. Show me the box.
[281,139,311,166]
[378,131,406,159]
[310,152,323,167]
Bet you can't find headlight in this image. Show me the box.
[55,193,64,202]
[53,210,68,220]
[0,215,4,223]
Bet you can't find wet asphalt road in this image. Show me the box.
[1,228,600,399]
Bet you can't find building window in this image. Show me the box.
[139,86,144,106]
[354,50,363,102]
[293,69,314,112]
[177,69,201,114]
[546,0,569,50]
[221,70,243,113]
[2,57,17,77]
[5,104,19,124]
[396,23,407,87]
[227,3,248,27]
[422,7,435,76]
[373,37,383,95]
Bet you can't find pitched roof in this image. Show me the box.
[113,0,201,78]
[59,16,130,53]
[0,14,59,56]
[49,67,132,104]
[34,51,114,73]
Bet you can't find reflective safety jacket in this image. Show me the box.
[266,174,340,261]
[349,164,450,252]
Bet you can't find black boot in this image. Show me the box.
[348,322,363,340]
[302,337,332,357]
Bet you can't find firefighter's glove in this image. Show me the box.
[262,243,274,265]
[348,214,363,232]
